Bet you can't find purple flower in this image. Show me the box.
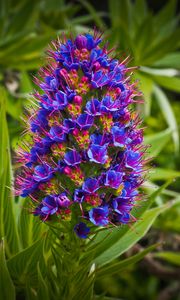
[56,193,71,207]
[20,178,38,197]
[63,119,76,133]
[41,195,58,215]
[52,91,68,110]
[33,164,53,182]
[125,150,141,170]
[89,206,109,226]
[40,76,58,92]
[87,144,108,164]
[91,70,109,88]
[85,99,101,116]
[49,126,66,142]
[76,114,94,130]
[73,189,85,203]
[64,150,81,166]
[104,170,123,189]
[111,126,127,147]
[90,133,110,146]
[82,178,99,193]
[100,96,119,113]
[112,198,132,215]
[75,35,88,49]
[74,222,90,239]
[113,212,130,224]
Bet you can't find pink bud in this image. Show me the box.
[73,96,82,105]
[93,62,101,71]
[64,166,71,175]
[81,76,88,83]
[72,128,79,136]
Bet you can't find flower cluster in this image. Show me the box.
[16,31,147,239]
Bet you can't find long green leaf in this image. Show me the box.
[18,198,46,248]
[153,52,180,68]
[0,240,15,300]
[154,251,180,267]
[152,75,180,92]
[96,243,158,279]
[94,204,168,267]
[149,168,180,180]
[144,129,172,156]
[37,263,50,300]
[136,72,153,116]
[0,87,20,257]
[7,238,44,286]
[153,85,179,153]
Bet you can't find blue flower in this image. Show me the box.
[104,170,123,189]
[56,193,71,207]
[125,150,141,170]
[82,178,99,193]
[91,70,109,88]
[63,119,76,133]
[87,144,108,164]
[85,99,101,116]
[74,222,90,239]
[90,133,109,146]
[73,189,85,203]
[52,91,68,110]
[41,195,59,215]
[33,164,53,182]
[111,126,127,147]
[100,96,119,113]
[64,150,81,166]
[89,206,109,226]
[76,113,94,130]
[49,126,66,142]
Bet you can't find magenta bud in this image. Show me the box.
[93,62,101,71]
[75,35,87,49]
[73,96,82,105]
[72,128,79,136]
[64,166,71,175]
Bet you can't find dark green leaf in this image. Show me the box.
[96,244,158,278]
[94,205,169,267]
[0,87,20,257]
[0,240,15,300]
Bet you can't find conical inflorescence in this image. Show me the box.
[16,31,147,238]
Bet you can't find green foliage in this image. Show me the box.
[0,0,179,299]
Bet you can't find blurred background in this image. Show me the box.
[0,0,180,299]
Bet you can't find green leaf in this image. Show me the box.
[141,28,180,65]
[78,0,105,29]
[96,244,158,279]
[154,251,180,267]
[144,129,172,156]
[154,0,177,28]
[7,238,44,286]
[140,66,179,77]
[149,168,180,180]
[94,205,168,267]
[136,72,153,116]
[151,75,180,92]
[5,0,37,36]
[0,87,20,257]
[18,198,46,248]
[153,85,179,153]
[0,240,15,300]
[153,52,180,68]
[37,263,50,300]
